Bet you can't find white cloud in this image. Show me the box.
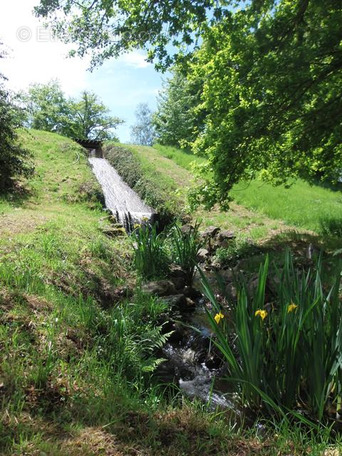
[0,0,162,142]
[0,0,90,93]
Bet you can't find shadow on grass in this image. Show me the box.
[220,230,342,276]
[0,183,32,208]
[320,217,342,238]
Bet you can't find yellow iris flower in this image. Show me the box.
[214,312,224,324]
[255,309,268,321]
[287,302,298,313]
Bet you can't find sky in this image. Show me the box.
[0,0,165,142]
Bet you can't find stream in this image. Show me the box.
[89,154,238,414]
[89,156,154,229]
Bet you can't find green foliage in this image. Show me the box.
[24,81,123,140]
[23,79,69,132]
[169,222,202,285]
[64,90,123,140]
[153,71,203,148]
[35,1,342,207]
[34,0,221,69]
[190,0,342,206]
[131,223,170,280]
[202,252,342,421]
[130,103,156,146]
[0,48,33,191]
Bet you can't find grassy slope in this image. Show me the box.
[0,130,290,456]
[1,131,339,455]
[154,144,342,237]
[121,145,310,245]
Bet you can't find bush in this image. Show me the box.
[202,251,342,421]
[0,79,33,191]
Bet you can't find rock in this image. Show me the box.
[201,226,220,238]
[169,265,187,290]
[183,286,202,300]
[197,248,210,262]
[169,265,187,280]
[185,298,196,310]
[171,277,186,291]
[180,224,194,235]
[162,294,187,309]
[142,280,176,297]
[218,230,235,241]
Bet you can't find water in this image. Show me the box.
[89,156,154,229]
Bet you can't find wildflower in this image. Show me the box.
[133,223,141,229]
[214,312,224,324]
[287,302,298,313]
[255,309,268,321]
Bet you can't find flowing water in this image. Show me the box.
[89,152,239,413]
[89,156,154,229]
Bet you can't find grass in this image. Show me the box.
[149,144,342,240]
[1,129,341,454]
[231,179,342,234]
[103,142,190,222]
[153,144,206,171]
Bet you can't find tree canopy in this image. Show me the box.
[24,81,123,141]
[35,0,342,206]
[34,0,221,70]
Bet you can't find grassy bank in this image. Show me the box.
[152,144,342,239]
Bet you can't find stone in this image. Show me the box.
[183,286,202,300]
[142,280,176,297]
[197,248,210,262]
[171,277,186,291]
[169,265,187,290]
[218,230,236,241]
[101,226,126,237]
[169,265,187,280]
[161,294,187,309]
[180,224,194,235]
[201,226,220,238]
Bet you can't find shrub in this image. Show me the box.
[0,76,33,191]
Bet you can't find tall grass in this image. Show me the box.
[131,223,170,280]
[201,252,342,421]
[169,222,203,285]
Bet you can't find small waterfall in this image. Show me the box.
[89,156,154,230]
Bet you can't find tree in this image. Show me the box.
[36,0,342,207]
[130,103,155,146]
[189,0,342,207]
[153,70,204,148]
[24,82,123,141]
[0,45,33,191]
[65,91,123,141]
[24,80,69,133]
[34,0,221,70]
